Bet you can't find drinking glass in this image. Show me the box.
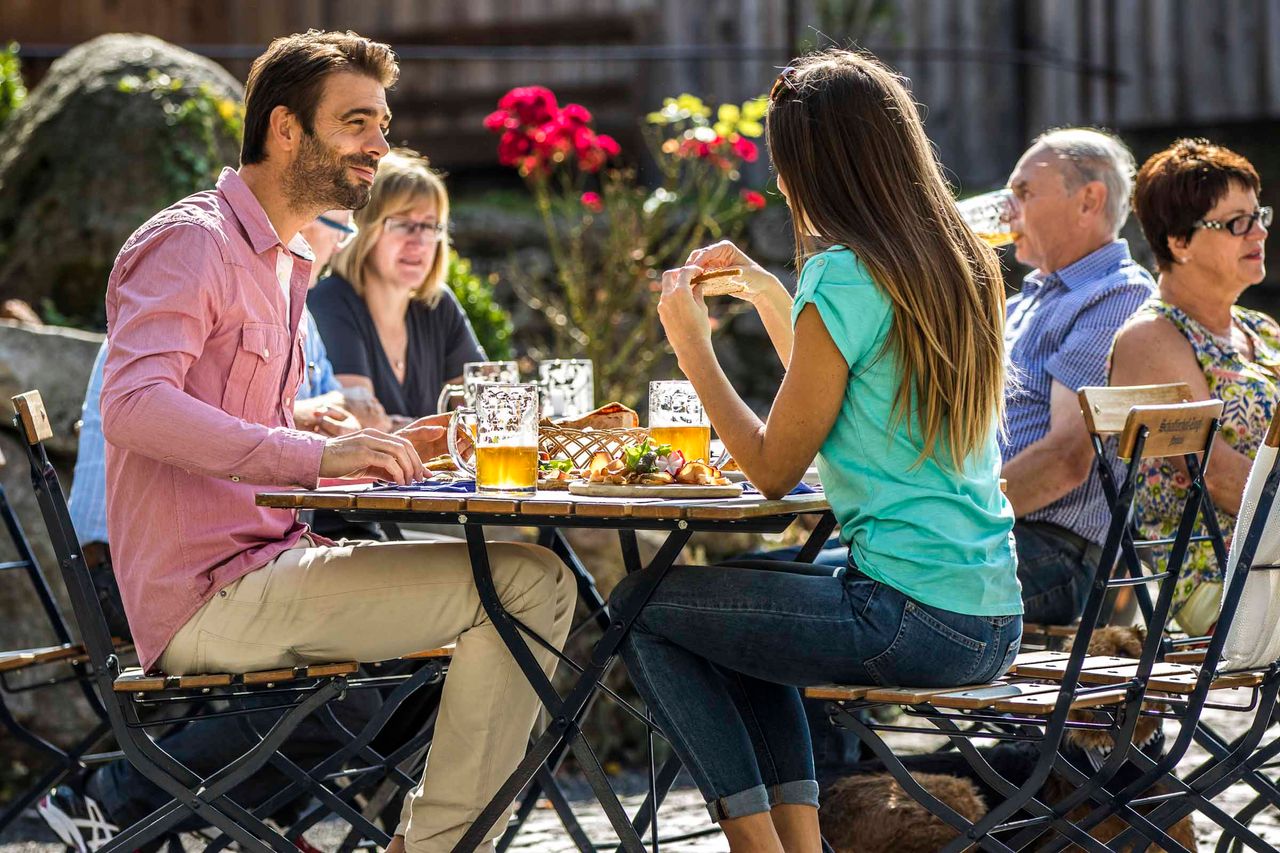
[538,359,595,419]
[648,380,712,464]
[447,382,540,495]
[957,189,1018,248]
[437,360,520,413]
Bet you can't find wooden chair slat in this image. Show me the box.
[918,681,1064,710]
[240,661,358,685]
[1074,662,1197,685]
[1011,650,1073,668]
[1078,384,1193,435]
[11,391,54,444]
[804,684,873,701]
[993,687,1129,714]
[1165,648,1209,665]
[863,682,1007,706]
[0,643,81,672]
[1011,654,1140,678]
[402,645,455,660]
[1117,400,1224,460]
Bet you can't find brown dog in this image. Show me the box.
[819,626,1197,852]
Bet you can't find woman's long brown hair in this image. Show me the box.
[768,49,1007,469]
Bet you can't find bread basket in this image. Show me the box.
[538,425,650,469]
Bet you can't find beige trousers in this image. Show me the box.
[159,537,576,853]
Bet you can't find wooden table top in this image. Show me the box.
[256,484,831,522]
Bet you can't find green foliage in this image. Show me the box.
[116,69,243,197]
[448,254,514,360]
[0,42,26,127]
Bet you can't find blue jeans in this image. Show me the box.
[611,560,1021,822]
[1015,521,1101,625]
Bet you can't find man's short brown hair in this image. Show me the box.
[1134,138,1261,271]
[241,29,399,166]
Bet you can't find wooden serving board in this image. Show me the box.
[568,481,743,499]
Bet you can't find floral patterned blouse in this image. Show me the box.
[1132,300,1280,625]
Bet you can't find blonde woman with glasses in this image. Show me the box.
[610,50,1020,851]
[309,148,486,427]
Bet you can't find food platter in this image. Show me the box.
[568,481,743,499]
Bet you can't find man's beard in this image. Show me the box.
[284,132,377,214]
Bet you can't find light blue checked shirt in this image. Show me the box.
[70,317,339,545]
[68,341,110,544]
[298,306,342,399]
[1001,239,1155,545]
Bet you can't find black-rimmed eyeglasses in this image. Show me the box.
[1194,206,1273,237]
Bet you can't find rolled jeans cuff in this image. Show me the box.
[769,779,820,809]
[706,779,819,822]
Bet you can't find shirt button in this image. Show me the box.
[262,348,271,358]
[285,396,294,407]
[230,475,241,482]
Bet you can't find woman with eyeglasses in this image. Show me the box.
[309,148,485,428]
[1110,138,1275,635]
[609,50,1020,851]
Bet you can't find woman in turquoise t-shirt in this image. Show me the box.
[610,49,1020,851]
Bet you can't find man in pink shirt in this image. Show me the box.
[91,31,573,853]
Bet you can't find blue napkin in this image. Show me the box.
[741,482,820,496]
[369,479,477,494]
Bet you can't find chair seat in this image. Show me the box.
[114,661,360,693]
[805,679,1129,714]
[0,643,82,672]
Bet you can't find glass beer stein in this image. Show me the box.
[448,382,540,495]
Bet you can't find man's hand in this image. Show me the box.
[319,429,426,484]
[294,398,361,436]
[394,413,457,462]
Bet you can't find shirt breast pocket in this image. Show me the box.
[223,324,290,421]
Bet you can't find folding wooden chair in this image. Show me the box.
[9,389,448,853]
[0,447,119,834]
[1073,412,1280,852]
[807,397,1225,852]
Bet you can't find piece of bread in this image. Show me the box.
[424,454,459,472]
[691,267,747,297]
[555,402,640,430]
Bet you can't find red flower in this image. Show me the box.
[496,130,534,167]
[731,136,759,163]
[741,190,767,210]
[581,191,604,212]
[497,86,558,127]
[595,133,621,157]
[561,103,593,126]
[483,110,513,132]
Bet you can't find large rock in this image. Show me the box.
[0,321,102,457]
[0,34,243,327]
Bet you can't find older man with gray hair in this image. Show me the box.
[1001,127,1155,625]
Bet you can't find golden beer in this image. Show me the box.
[977,231,1020,248]
[649,424,712,464]
[475,444,538,493]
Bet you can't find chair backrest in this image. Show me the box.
[10,390,120,680]
[1220,416,1280,669]
[1078,383,1194,436]
[1114,400,1223,461]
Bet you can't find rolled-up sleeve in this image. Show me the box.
[102,223,325,488]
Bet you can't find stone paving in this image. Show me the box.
[2,702,1279,851]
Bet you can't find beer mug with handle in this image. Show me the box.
[448,382,540,495]
[437,360,519,413]
[957,188,1018,248]
[648,380,728,466]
